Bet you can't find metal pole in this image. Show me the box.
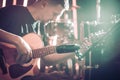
[72,0,78,39]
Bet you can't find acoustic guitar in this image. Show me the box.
[0,33,80,80]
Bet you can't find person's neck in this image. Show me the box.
[27,6,39,20]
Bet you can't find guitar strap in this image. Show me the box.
[0,48,8,74]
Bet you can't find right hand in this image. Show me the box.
[0,29,32,64]
[15,36,32,64]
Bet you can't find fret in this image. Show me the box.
[32,46,56,58]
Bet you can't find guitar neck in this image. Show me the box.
[32,46,56,58]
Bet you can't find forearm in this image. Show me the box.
[42,53,75,65]
[0,29,33,63]
[0,29,21,46]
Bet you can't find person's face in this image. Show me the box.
[42,4,65,22]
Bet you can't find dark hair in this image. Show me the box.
[48,0,65,8]
[35,0,72,8]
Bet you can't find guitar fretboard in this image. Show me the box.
[32,46,56,58]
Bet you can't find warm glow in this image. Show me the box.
[75,63,79,71]
[75,63,79,75]
[13,0,17,5]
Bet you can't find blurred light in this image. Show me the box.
[48,35,58,46]
[13,0,17,5]
[64,0,69,10]
[2,0,6,7]
[75,63,79,75]
[56,9,66,21]
[96,0,101,21]
[23,0,28,7]
[67,58,73,69]
[37,58,41,69]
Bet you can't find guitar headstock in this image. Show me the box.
[80,30,106,54]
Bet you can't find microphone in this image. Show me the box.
[56,44,80,53]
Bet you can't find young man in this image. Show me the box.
[0,0,76,63]
[0,0,77,80]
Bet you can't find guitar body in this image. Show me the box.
[0,33,44,80]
